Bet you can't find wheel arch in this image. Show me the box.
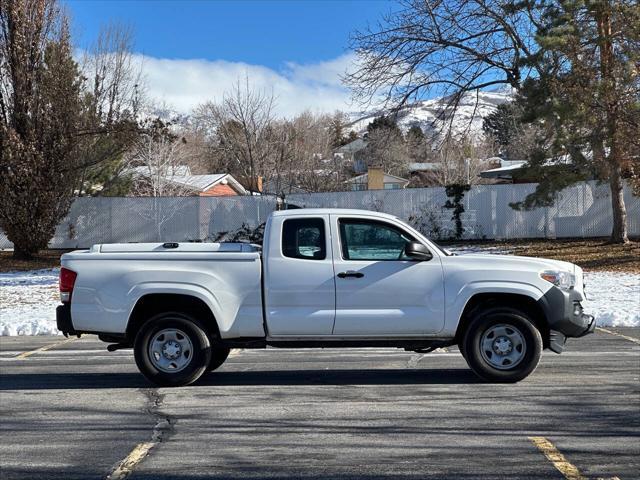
[127,293,220,342]
[455,293,550,348]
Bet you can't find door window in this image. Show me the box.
[339,219,414,261]
[282,218,326,260]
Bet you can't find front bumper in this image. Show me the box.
[540,287,596,353]
[56,304,77,337]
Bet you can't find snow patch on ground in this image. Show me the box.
[0,268,61,336]
[0,257,638,335]
[582,271,640,328]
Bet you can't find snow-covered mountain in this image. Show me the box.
[349,90,513,143]
[142,89,513,145]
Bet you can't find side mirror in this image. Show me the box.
[405,241,432,261]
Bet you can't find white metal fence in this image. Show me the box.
[0,181,638,249]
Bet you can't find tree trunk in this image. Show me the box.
[12,245,35,260]
[596,5,629,244]
[609,164,628,243]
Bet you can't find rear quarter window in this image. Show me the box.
[282,218,326,260]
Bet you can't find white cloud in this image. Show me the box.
[133,52,358,117]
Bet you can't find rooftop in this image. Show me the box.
[169,174,228,190]
[345,172,409,184]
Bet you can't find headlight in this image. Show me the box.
[540,270,575,290]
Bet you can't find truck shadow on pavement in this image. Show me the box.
[0,368,480,390]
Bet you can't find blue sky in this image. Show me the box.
[66,0,396,115]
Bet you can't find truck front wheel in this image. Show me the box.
[208,346,231,371]
[462,308,542,383]
[134,313,212,387]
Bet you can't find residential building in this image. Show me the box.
[129,165,248,196]
[345,167,409,191]
[170,173,249,196]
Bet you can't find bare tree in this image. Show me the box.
[74,21,144,196]
[196,78,275,193]
[191,100,353,194]
[275,112,344,193]
[124,134,194,239]
[81,22,142,125]
[364,127,411,177]
[417,135,496,186]
[125,135,193,197]
[347,0,539,115]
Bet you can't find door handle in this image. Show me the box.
[337,271,364,279]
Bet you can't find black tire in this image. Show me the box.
[458,341,467,360]
[208,345,231,371]
[134,313,212,387]
[462,307,542,383]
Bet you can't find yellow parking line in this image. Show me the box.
[528,436,586,480]
[15,337,77,359]
[596,327,640,345]
[106,441,155,480]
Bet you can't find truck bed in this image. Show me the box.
[61,242,264,338]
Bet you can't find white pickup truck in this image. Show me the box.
[57,208,595,386]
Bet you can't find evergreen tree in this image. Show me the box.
[328,111,352,148]
[483,103,522,157]
[367,116,401,136]
[514,0,640,242]
[0,0,84,258]
[1,4,144,256]
[343,130,359,145]
[406,125,425,144]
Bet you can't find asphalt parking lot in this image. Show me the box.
[0,328,638,480]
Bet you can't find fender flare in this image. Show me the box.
[446,281,547,335]
[125,282,224,333]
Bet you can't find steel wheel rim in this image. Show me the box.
[148,328,194,373]
[480,323,526,370]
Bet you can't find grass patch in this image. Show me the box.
[446,238,639,273]
[0,250,72,273]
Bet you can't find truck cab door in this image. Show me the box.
[330,215,445,336]
[263,214,336,336]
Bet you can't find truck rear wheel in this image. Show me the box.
[462,308,542,383]
[134,313,212,387]
[208,346,231,371]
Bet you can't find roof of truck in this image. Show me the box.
[271,208,398,220]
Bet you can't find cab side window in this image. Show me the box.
[339,219,414,261]
[282,218,326,260]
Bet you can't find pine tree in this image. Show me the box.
[483,103,521,157]
[514,0,640,243]
[406,125,425,144]
[367,116,401,136]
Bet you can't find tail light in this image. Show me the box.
[60,267,77,303]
